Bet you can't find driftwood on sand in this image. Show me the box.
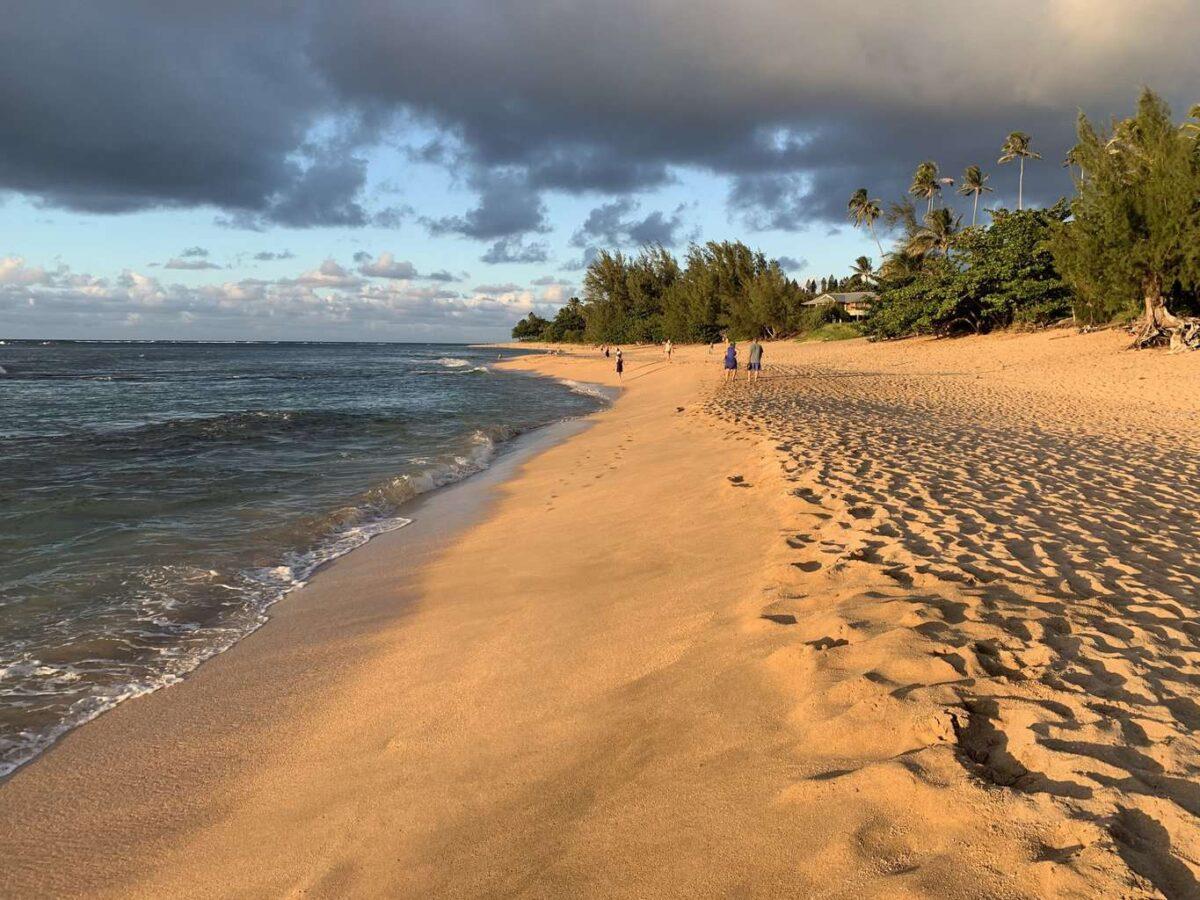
[1128,286,1200,351]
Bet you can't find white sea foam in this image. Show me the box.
[557,378,616,403]
[434,357,489,374]
[0,432,522,778]
[0,512,416,780]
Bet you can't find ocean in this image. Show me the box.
[0,340,605,778]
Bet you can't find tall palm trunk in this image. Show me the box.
[971,191,979,226]
[1018,157,1024,210]
[867,223,883,258]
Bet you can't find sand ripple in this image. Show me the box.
[707,352,1200,897]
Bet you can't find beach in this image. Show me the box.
[3,332,1200,898]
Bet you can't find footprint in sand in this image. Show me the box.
[807,636,851,650]
[793,560,823,573]
[761,613,798,626]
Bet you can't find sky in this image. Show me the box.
[3,1,1198,342]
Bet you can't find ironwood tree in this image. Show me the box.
[1050,89,1200,349]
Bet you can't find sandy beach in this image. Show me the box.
[3,332,1200,898]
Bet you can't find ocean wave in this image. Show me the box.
[0,511,422,779]
[0,423,532,779]
[433,357,488,374]
[557,379,616,403]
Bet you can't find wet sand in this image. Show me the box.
[2,332,1200,897]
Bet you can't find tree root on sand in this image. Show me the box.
[1128,317,1200,352]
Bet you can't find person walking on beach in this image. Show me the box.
[615,347,624,380]
[723,341,738,382]
[664,339,673,363]
[747,338,763,383]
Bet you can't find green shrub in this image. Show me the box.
[865,205,1072,339]
[793,301,849,334]
[801,322,863,342]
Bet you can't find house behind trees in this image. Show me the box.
[802,291,875,319]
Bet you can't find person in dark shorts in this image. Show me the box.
[747,338,764,382]
[615,347,624,380]
[723,341,737,381]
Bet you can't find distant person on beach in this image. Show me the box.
[723,341,737,381]
[664,339,673,363]
[615,347,624,380]
[604,345,611,358]
[747,339,763,382]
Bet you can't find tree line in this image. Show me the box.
[854,89,1200,346]
[515,88,1200,349]
[511,244,866,344]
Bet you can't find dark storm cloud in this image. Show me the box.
[0,3,343,224]
[5,1,1200,233]
[480,238,550,265]
[307,1,1200,224]
[424,171,549,240]
[777,256,808,272]
[626,209,688,246]
[560,246,602,272]
[571,200,689,247]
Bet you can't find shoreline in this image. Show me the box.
[2,334,1199,896]
[0,358,611,785]
[0,373,612,895]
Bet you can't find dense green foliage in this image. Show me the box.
[578,242,816,343]
[865,204,1073,339]
[511,299,587,342]
[868,206,1075,340]
[511,312,550,341]
[1049,89,1200,325]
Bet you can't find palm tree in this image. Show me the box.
[885,198,920,238]
[849,255,875,287]
[909,161,941,215]
[956,164,993,226]
[880,249,924,281]
[847,189,884,256]
[998,131,1042,210]
[906,207,959,259]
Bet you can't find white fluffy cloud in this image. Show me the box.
[0,257,56,286]
[0,255,548,340]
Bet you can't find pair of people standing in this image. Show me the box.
[723,339,764,382]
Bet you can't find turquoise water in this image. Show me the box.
[0,341,604,777]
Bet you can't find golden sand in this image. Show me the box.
[2,331,1199,897]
